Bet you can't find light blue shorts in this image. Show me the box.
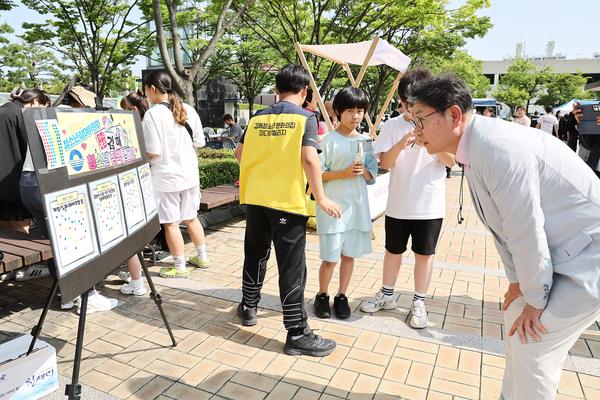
[319,230,372,262]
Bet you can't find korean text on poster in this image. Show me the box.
[56,112,141,176]
[43,185,99,276]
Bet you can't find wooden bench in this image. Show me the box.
[0,229,53,274]
[200,184,240,211]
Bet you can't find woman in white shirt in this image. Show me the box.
[142,71,209,278]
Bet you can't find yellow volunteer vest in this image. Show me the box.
[240,104,310,216]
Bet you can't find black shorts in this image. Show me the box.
[385,216,443,256]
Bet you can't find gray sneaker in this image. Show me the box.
[237,303,257,326]
[284,327,336,357]
[360,290,397,313]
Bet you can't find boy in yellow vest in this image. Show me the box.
[235,64,341,357]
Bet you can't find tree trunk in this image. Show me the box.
[248,99,254,118]
[526,98,531,114]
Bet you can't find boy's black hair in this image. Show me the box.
[223,113,234,122]
[409,73,473,114]
[397,67,433,102]
[544,105,553,114]
[275,64,311,94]
[332,87,369,119]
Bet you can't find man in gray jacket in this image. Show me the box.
[408,74,600,399]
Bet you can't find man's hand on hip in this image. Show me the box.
[508,303,548,344]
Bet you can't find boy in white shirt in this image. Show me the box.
[360,68,454,329]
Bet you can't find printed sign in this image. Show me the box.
[89,176,127,252]
[55,112,141,175]
[137,163,157,218]
[118,169,146,234]
[44,185,99,276]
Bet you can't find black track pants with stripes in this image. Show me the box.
[241,205,309,331]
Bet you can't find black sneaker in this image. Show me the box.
[314,292,330,318]
[237,303,257,326]
[284,327,336,357]
[334,294,351,319]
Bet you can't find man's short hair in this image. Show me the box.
[544,105,553,114]
[397,67,432,102]
[223,114,234,122]
[275,64,310,94]
[409,73,473,114]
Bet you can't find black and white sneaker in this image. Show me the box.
[284,327,336,357]
[314,292,330,318]
[334,294,351,319]
[237,303,257,326]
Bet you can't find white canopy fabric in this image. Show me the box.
[302,39,411,72]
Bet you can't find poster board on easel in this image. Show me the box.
[22,107,159,302]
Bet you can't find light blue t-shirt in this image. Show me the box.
[316,131,378,234]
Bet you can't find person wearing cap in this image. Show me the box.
[409,73,600,399]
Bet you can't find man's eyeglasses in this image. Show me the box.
[413,110,439,130]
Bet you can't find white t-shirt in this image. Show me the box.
[373,115,446,219]
[537,114,558,135]
[143,103,205,192]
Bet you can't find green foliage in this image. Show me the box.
[494,59,549,113]
[0,0,13,11]
[428,51,490,98]
[21,0,154,101]
[198,148,236,159]
[536,73,593,107]
[198,158,239,189]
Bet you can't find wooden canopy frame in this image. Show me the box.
[295,37,405,138]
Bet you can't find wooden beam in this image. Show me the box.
[354,36,379,88]
[294,42,334,132]
[343,63,374,134]
[372,71,403,139]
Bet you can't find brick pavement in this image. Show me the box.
[1,174,600,399]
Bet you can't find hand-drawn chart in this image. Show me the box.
[44,185,99,276]
[35,119,66,170]
[89,176,127,252]
[137,163,157,218]
[118,169,145,234]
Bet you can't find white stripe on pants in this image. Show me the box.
[501,296,600,399]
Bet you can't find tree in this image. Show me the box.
[494,59,549,113]
[150,0,254,105]
[21,0,155,103]
[428,51,490,98]
[241,0,491,114]
[0,0,14,11]
[221,36,275,116]
[536,73,592,107]
[0,24,68,92]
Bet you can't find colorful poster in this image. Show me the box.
[55,111,141,176]
[44,185,99,276]
[137,163,157,218]
[35,119,66,169]
[89,176,127,252]
[118,169,145,234]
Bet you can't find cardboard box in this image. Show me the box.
[0,335,58,400]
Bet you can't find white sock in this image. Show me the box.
[173,255,186,272]
[197,244,208,261]
[130,278,143,288]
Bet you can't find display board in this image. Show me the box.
[22,107,160,302]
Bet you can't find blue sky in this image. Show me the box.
[2,0,599,77]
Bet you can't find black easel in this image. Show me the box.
[27,251,176,400]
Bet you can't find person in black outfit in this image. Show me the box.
[0,89,33,233]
